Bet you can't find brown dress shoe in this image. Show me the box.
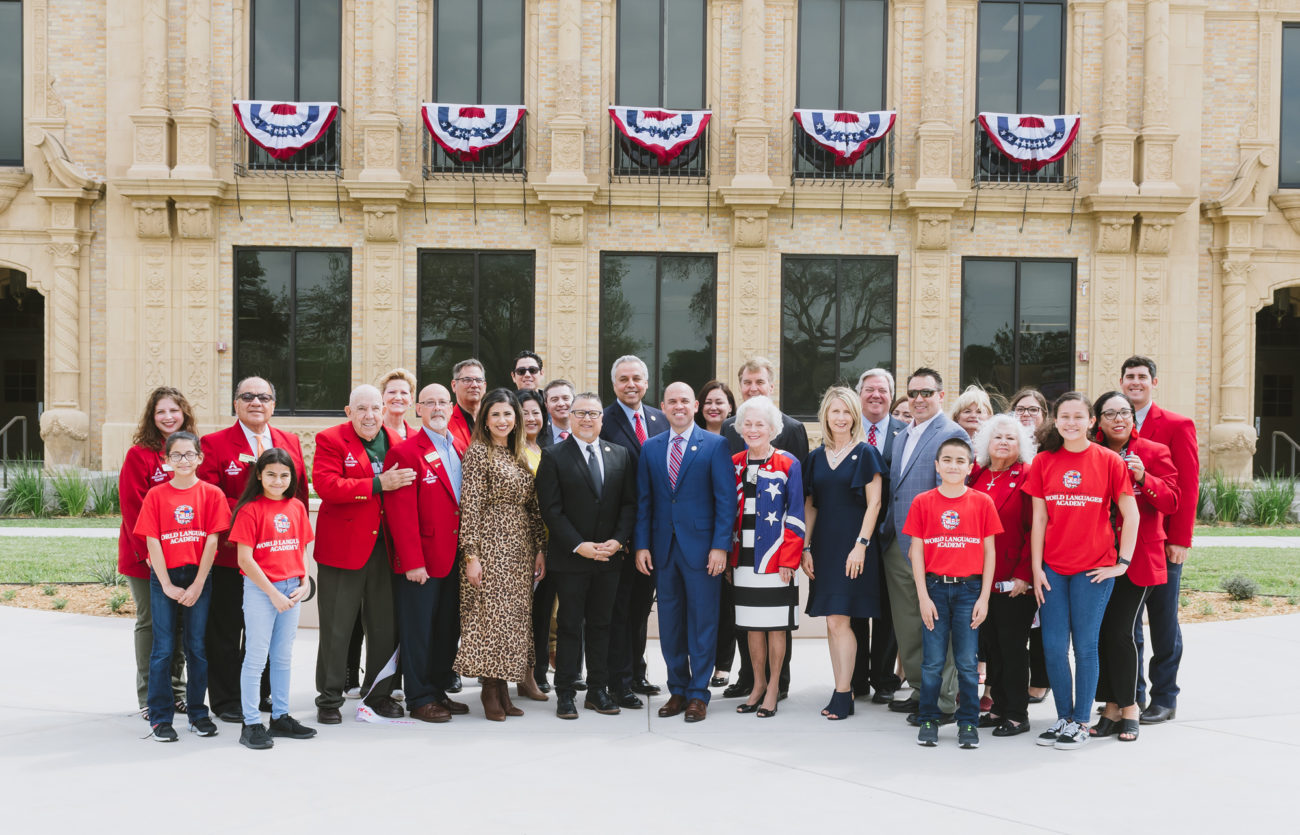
[365,694,404,719]
[498,679,524,716]
[410,702,451,723]
[517,668,549,702]
[684,698,708,722]
[437,697,469,715]
[657,694,687,718]
[480,677,506,722]
[316,707,342,725]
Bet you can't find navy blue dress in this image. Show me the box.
[803,442,886,618]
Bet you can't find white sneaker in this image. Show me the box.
[1054,721,1090,750]
[1036,718,1068,746]
[343,687,362,700]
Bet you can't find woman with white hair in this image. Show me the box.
[950,385,995,439]
[729,395,805,719]
[968,413,1038,738]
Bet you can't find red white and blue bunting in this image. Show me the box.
[609,107,712,165]
[977,112,1081,173]
[421,104,526,163]
[232,101,339,160]
[793,109,896,165]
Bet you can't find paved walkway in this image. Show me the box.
[0,605,1293,832]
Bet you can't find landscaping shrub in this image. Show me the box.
[51,469,91,516]
[1197,480,1215,523]
[2,461,50,517]
[1249,475,1296,527]
[1210,471,1245,523]
[108,590,129,613]
[90,477,120,516]
[1222,575,1260,601]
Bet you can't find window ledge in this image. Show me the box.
[0,169,31,215]
[1270,191,1300,236]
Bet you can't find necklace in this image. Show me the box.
[984,466,1012,489]
[825,440,853,467]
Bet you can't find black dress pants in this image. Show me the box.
[608,557,653,691]
[554,568,620,697]
[985,591,1037,724]
[206,564,268,712]
[531,572,557,682]
[394,571,459,710]
[715,575,737,673]
[1097,574,1151,710]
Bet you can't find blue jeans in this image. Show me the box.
[1136,558,1183,709]
[1039,564,1114,724]
[919,576,980,726]
[147,565,212,725]
[241,577,301,725]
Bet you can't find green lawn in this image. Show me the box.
[0,516,121,528]
[0,537,118,583]
[1182,546,1300,598]
[1194,525,1300,538]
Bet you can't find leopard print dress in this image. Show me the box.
[454,441,546,681]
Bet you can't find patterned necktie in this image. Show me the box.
[586,444,603,494]
[634,412,648,445]
[867,424,878,447]
[668,435,684,489]
[560,430,569,440]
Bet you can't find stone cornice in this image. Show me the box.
[901,189,969,212]
[717,186,787,209]
[531,182,600,205]
[1084,193,1196,216]
[342,180,413,202]
[1270,192,1300,237]
[113,179,229,201]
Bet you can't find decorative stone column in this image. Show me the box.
[910,215,953,379]
[546,209,589,384]
[1209,259,1258,480]
[361,205,403,386]
[914,0,955,190]
[358,0,402,180]
[1137,0,1178,195]
[1094,0,1136,194]
[545,0,590,187]
[173,0,218,179]
[730,0,772,189]
[176,198,220,422]
[128,0,171,178]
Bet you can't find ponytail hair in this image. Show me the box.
[1036,391,1093,454]
[231,447,298,526]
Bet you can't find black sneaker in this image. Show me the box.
[916,720,939,747]
[189,716,219,737]
[269,714,317,740]
[239,723,274,750]
[958,723,980,749]
[151,722,178,743]
[1037,718,1069,746]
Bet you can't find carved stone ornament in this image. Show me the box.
[134,200,171,238]
[0,170,31,214]
[176,202,214,239]
[1208,422,1258,483]
[1095,215,1134,253]
[915,213,950,250]
[39,408,91,471]
[363,204,400,241]
[733,211,767,248]
[1136,214,1175,255]
[550,208,585,245]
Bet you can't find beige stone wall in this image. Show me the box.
[2,0,1299,479]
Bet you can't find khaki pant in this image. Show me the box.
[883,538,958,714]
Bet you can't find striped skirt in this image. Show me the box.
[734,565,798,631]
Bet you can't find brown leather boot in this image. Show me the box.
[480,677,506,722]
[517,667,549,702]
[498,679,524,717]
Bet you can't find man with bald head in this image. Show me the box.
[383,384,468,722]
[634,382,735,722]
[199,376,308,723]
[312,385,415,724]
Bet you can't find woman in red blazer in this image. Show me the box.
[1091,391,1178,742]
[119,386,197,717]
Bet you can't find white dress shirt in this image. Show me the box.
[898,412,940,473]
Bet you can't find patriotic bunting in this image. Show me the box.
[609,107,712,165]
[232,101,339,160]
[977,113,1081,173]
[793,109,896,165]
[421,104,526,163]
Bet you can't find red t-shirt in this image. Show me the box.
[228,495,314,583]
[902,487,1003,577]
[1022,444,1134,575]
[132,481,231,569]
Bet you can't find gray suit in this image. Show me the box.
[883,412,969,713]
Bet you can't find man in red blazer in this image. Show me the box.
[1121,356,1199,724]
[198,377,308,724]
[383,383,466,723]
[311,384,415,724]
[446,358,485,452]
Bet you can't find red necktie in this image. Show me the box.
[559,430,569,440]
[634,412,648,445]
[668,435,684,489]
[867,424,878,447]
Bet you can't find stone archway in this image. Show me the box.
[0,268,43,459]
[1253,285,1300,476]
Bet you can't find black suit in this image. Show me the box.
[851,416,906,696]
[600,401,669,692]
[536,437,638,697]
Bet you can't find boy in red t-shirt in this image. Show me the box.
[902,437,1001,749]
[133,431,231,742]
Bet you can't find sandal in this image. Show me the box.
[1118,718,1140,742]
[710,673,730,688]
[824,690,854,720]
[756,705,777,718]
[1090,716,1120,737]
[737,691,765,714]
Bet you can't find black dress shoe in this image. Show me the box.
[446,674,463,694]
[888,695,919,713]
[217,710,243,724]
[584,688,622,715]
[721,682,753,699]
[573,678,588,692]
[556,694,578,720]
[259,696,273,713]
[612,689,644,709]
[907,711,954,727]
[871,690,894,705]
[316,707,342,725]
[536,677,552,694]
[365,695,404,719]
[631,677,661,696]
[1139,704,1176,724]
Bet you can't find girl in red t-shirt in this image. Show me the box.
[1025,392,1138,751]
[228,448,316,750]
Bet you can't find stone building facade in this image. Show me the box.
[1,0,1298,480]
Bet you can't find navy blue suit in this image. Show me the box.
[635,425,735,704]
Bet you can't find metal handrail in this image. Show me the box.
[1271,431,1300,478]
[1,415,28,487]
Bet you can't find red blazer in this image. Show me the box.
[383,429,461,577]
[969,462,1033,584]
[1139,403,1198,548]
[1120,433,1179,587]
[198,423,308,567]
[447,404,473,455]
[118,444,174,578]
[311,421,403,571]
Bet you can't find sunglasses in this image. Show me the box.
[512,366,541,376]
[906,389,937,399]
[237,393,274,403]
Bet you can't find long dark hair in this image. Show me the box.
[694,380,736,430]
[1091,390,1134,446]
[470,388,530,472]
[132,387,198,451]
[231,448,298,526]
[1036,391,1094,453]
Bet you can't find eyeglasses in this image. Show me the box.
[418,400,451,408]
[1013,406,1043,416]
[167,452,199,462]
[236,393,274,403]
[455,376,486,385]
[906,389,937,400]
[571,410,601,419]
[512,366,540,376]
[1100,408,1134,420]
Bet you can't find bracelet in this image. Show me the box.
[1116,557,1131,566]
[803,547,812,553]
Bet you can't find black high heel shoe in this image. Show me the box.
[756,704,778,718]
[824,690,854,720]
[736,692,765,714]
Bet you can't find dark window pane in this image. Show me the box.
[437,0,480,101]
[600,255,658,403]
[836,258,895,379]
[618,1,661,105]
[977,2,1019,113]
[1017,260,1072,400]
[1283,26,1300,186]
[299,1,341,101]
[418,252,476,385]
[961,260,1016,397]
[658,255,714,393]
[1020,3,1062,113]
[252,0,298,100]
[782,260,838,416]
[797,0,840,108]
[481,0,524,103]
[0,1,21,164]
[293,251,351,411]
[475,253,535,387]
[663,0,705,109]
[841,0,886,111]
[236,250,293,402]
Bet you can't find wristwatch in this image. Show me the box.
[857,536,871,547]
[1116,557,1131,566]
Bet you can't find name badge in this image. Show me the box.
[238,453,255,463]
[425,449,441,465]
